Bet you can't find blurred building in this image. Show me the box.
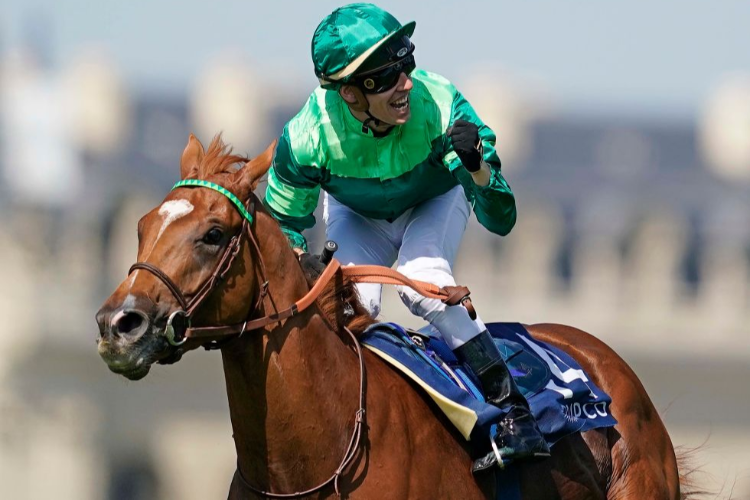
[0,51,748,499]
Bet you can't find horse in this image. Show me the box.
[96,134,685,499]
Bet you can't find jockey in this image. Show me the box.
[264,3,550,468]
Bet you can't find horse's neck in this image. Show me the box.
[221,212,361,491]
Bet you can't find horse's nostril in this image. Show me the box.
[114,311,148,337]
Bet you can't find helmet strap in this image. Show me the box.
[362,111,381,134]
[349,86,370,112]
[347,86,381,133]
[341,85,393,134]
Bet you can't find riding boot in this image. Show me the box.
[453,330,551,471]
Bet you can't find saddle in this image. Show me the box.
[360,322,617,448]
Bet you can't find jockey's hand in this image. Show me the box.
[447,119,483,173]
[298,251,327,285]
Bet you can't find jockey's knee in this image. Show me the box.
[395,260,466,325]
[396,280,449,320]
[397,259,455,288]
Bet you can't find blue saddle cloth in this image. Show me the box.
[361,322,617,447]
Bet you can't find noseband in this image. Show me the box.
[127,178,368,498]
[126,178,477,498]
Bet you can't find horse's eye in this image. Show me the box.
[202,228,224,245]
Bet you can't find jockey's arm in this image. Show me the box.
[443,92,517,237]
[466,163,517,236]
[470,161,491,187]
[263,128,321,253]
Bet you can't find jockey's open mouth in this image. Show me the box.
[390,93,410,112]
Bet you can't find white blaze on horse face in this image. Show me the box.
[154,199,195,247]
[128,198,194,289]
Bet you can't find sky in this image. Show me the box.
[2,0,750,119]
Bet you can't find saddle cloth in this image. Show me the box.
[360,322,617,446]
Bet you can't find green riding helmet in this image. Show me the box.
[312,3,416,90]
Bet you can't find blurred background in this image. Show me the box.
[0,1,748,498]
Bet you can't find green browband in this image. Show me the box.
[171,179,253,224]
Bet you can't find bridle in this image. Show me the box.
[127,179,366,498]
[126,178,477,498]
[128,179,263,347]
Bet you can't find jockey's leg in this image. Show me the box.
[397,185,550,469]
[454,331,551,470]
[395,185,481,347]
[323,193,399,318]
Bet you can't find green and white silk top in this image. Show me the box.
[264,69,516,251]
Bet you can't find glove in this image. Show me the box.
[298,251,327,285]
[447,119,483,172]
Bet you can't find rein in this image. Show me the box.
[235,324,367,499]
[128,179,260,347]
[178,257,476,343]
[128,179,476,498]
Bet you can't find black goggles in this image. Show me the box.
[354,53,416,94]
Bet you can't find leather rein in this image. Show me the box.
[127,180,475,498]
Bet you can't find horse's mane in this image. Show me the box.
[313,268,377,337]
[199,135,250,178]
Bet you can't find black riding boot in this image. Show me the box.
[454,330,551,471]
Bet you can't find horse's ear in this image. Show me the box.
[181,134,205,179]
[238,140,277,193]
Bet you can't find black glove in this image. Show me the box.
[299,251,327,285]
[447,119,483,172]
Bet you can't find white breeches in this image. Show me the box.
[323,185,485,350]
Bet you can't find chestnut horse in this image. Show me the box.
[96,135,684,499]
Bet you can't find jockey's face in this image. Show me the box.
[340,71,414,131]
[364,71,414,126]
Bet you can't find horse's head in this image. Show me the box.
[96,134,275,380]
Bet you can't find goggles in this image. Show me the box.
[354,54,416,93]
[352,38,416,94]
